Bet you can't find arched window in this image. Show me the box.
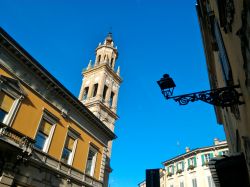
[92,84,98,97]
[110,58,114,68]
[83,87,89,100]
[102,85,108,102]
[97,55,101,63]
[110,92,115,107]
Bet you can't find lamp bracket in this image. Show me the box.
[163,85,244,107]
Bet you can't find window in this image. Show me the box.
[110,91,115,107]
[0,75,25,126]
[188,156,197,169]
[61,133,78,165]
[97,55,101,63]
[208,176,215,187]
[92,84,98,97]
[85,146,98,176]
[83,87,89,100]
[34,110,57,152]
[0,92,14,123]
[35,120,52,150]
[110,58,114,67]
[176,161,184,173]
[167,165,174,176]
[219,150,229,156]
[192,178,197,187]
[213,20,233,85]
[102,85,108,101]
[202,153,213,165]
[180,181,184,187]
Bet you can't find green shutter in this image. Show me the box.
[172,165,174,173]
[194,156,197,167]
[201,155,205,165]
[210,153,214,158]
[167,166,170,173]
[182,161,184,170]
[176,163,178,170]
[188,158,190,167]
[218,151,222,156]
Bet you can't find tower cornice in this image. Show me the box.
[95,45,118,56]
[83,63,122,84]
[84,100,119,120]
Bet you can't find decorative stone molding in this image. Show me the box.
[237,0,250,88]
[218,0,235,33]
[32,149,103,187]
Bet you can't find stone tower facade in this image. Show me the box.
[79,33,121,132]
[78,33,122,187]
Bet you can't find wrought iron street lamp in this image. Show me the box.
[157,74,244,107]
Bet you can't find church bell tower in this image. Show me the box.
[79,33,122,186]
[79,33,122,132]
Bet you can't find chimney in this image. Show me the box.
[185,147,190,153]
[214,138,219,145]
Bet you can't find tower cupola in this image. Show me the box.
[105,32,113,45]
[93,33,118,70]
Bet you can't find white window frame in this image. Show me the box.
[34,110,58,153]
[61,128,79,165]
[204,153,211,162]
[192,178,197,187]
[86,144,98,176]
[0,76,25,126]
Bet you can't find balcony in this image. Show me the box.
[0,122,35,155]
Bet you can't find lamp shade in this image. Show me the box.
[157,74,176,91]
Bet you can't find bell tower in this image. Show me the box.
[79,33,122,132]
[79,33,122,186]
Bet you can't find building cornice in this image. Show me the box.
[162,142,228,166]
[0,27,117,141]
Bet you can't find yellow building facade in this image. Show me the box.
[0,27,117,187]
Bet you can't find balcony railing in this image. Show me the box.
[0,122,35,155]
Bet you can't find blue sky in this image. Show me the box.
[1,1,225,186]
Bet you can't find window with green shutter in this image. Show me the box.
[201,154,205,165]
[210,153,214,158]
[194,156,197,167]
[176,161,184,174]
[202,153,213,166]
[167,165,174,177]
[188,157,196,170]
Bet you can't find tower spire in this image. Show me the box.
[87,60,92,70]
[116,66,120,76]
